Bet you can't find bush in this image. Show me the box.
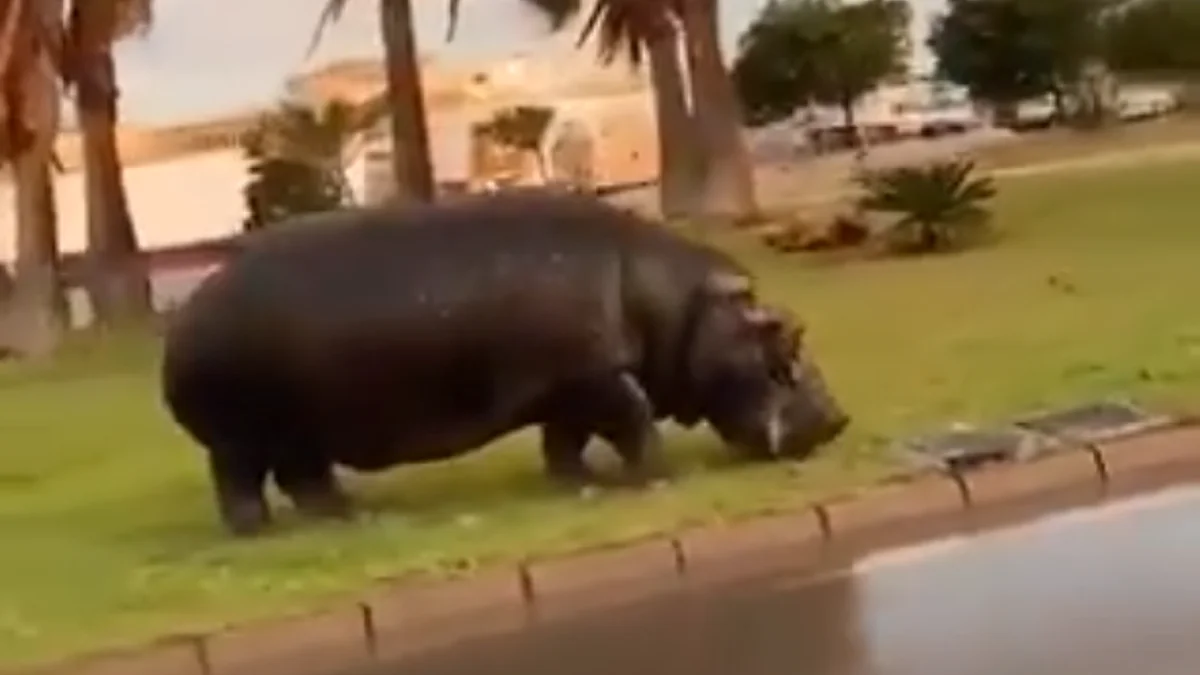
[854,158,997,254]
[761,212,870,253]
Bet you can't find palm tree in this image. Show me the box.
[311,0,436,205]
[502,0,706,219]
[678,0,757,219]
[62,0,153,326]
[1,0,68,356]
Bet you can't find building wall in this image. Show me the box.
[565,92,657,188]
[1,150,246,263]
[353,89,657,203]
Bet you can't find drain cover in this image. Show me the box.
[897,425,1049,473]
[1012,400,1178,444]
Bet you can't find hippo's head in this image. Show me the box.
[689,295,849,461]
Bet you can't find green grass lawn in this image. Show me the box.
[6,158,1200,667]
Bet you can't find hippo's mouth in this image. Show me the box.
[719,412,850,462]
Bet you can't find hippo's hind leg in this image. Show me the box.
[206,446,271,537]
[270,445,355,523]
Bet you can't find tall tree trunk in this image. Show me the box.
[679,0,757,221]
[379,0,435,205]
[1049,83,1067,123]
[840,95,866,155]
[840,96,858,138]
[646,28,704,220]
[71,1,151,326]
[2,0,66,357]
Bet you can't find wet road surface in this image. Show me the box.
[371,486,1200,675]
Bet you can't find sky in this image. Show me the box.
[112,0,946,126]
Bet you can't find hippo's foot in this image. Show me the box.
[221,497,272,538]
[595,373,671,490]
[542,421,606,492]
[577,484,605,501]
[541,372,673,493]
[209,451,272,537]
[546,463,604,490]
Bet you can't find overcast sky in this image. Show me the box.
[112,0,946,125]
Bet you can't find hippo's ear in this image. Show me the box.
[744,306,804,385]
[744,306,804,348]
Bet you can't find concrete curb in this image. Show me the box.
[22,423,1200,675]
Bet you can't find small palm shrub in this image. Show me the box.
[241,155,345,232]
[239,97,383,230]
[854,158,997,255]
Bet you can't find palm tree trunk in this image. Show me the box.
[379,0,435,204]
[73,29,151,326]
[679,0,757,220]
[646,29,704,220]
[0,0,24,86]
[3,0,66,357]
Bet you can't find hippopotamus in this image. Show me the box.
[160,189,848,536]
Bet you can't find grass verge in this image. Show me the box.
[5,158,1200,667]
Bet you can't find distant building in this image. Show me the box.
[0,52,659,324]
[326,52,659,203]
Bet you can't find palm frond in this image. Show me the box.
[306,0,350,58]
[446,0,461,41]
[521,0,583,32]
[113,0,153,40]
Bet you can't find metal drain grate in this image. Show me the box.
[896,425,1051,473]
[1012,400,1179,445]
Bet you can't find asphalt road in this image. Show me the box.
[372,485,1200,675]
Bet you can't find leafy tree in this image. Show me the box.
[0,0,68,357]
[855,158,997,254]
[479,105,556,181]
[928,0,1106,123]
[311,0,435,205]
[733,0,910,129]
[1102,0,1200,74]
[61,0,155,326]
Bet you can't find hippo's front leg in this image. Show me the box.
[591,372,670,487]
[539,372,670,488]
[541,422,602,489]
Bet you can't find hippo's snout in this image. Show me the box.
[822,412,851,445]
[778,410,849,460]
